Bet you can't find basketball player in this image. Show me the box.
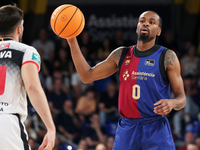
[0,5,55,150]
[67,11,186,149]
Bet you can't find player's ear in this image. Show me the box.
[17,25,22,35]
[136,26,139,35]
[156,27,161,36]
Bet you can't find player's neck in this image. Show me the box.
[0,35,17,42]
[136,40,155,51]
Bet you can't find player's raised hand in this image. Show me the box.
[154,99,174,115]
[38,130,55,150]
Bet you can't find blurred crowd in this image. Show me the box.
[25,27,200,150]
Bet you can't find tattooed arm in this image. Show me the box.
[165,50,186,110]
[154,50,186,115]
[67,37,123,83]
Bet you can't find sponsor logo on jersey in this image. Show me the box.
[125,60,130,65]
[0,102,9,112]
[122,70,129,81]
[131,71,155,77]
[0,51,12,58]
[32,53,41,65]
[145,59,155,66]
[131,71,155,80]
[0,43,10,50]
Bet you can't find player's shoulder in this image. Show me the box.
[111,46,125,60]
[160,45,176,57]
[112,46,133,55]
[10,41,37,53]
[162,47,178,67]
[111,46,135,66]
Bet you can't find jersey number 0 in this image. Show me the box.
[132,84,140,99]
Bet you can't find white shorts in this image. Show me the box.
[0,114,30,150]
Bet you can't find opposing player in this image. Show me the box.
[67,11,186,149]
[0,4,55,150]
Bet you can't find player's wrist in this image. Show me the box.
[47,126,56,132]
[66,37,76,43]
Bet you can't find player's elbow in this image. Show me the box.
[26,83,40,94]
[81,79,91,84]
[183,96,187,108]
[180,95,187,109]
[81,76,93,84]
[173,95,187,111]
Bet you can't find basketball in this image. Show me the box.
[50,4,85,39]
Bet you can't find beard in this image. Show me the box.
[138,33,150,42]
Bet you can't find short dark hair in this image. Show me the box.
[0,4,24,35]
[142,10,162,28]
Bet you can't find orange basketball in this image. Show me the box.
[50,4,85,39]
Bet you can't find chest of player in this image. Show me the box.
[119,51,162,84]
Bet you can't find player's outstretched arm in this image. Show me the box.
[67,37,123,83]
[21,63,55,150]
[154,50,186,115]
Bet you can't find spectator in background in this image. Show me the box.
[77,139,88,150]
[46,69,70,94]
[71,46,96,99]
[36,126,49,146]
[113,29,125,48]
[28,138,37,150]
[47,77,70,119]
[25,112,40,140]
[196,136,200,150]
[56,38,71,55]
[83,113,107,149]
[197,27,200,57]
[80,46,96,67]
[173,75,199,138]
[37,49,49,90]
[106,136,115,150]
[93,76,113,94]
[78,30,94,57]
[57,100,81,142]
[160,30,177,52]
[57,48,74,77]
[98,82,119,126]
[180,44,200,77]
[53,136,63,150]
[178,132,196,150]
[75,87,97,123]
[97,37,113,61]
[32,28,55,74]
[183,74,199,121]
[194,119,200,149]
[71,63,93,100]
[95,143,107,150]
[187,141,199,150]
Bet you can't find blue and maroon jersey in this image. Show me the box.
[118,44,170,118]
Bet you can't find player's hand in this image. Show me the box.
[154,99,174,115]
[38,130,55,150]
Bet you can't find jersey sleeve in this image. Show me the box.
[22,47,41,71]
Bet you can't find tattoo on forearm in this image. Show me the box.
[164,50,175,66]
[112,48,123,62]
[174,103,182,109]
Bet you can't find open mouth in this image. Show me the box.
[140,27,149,34]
